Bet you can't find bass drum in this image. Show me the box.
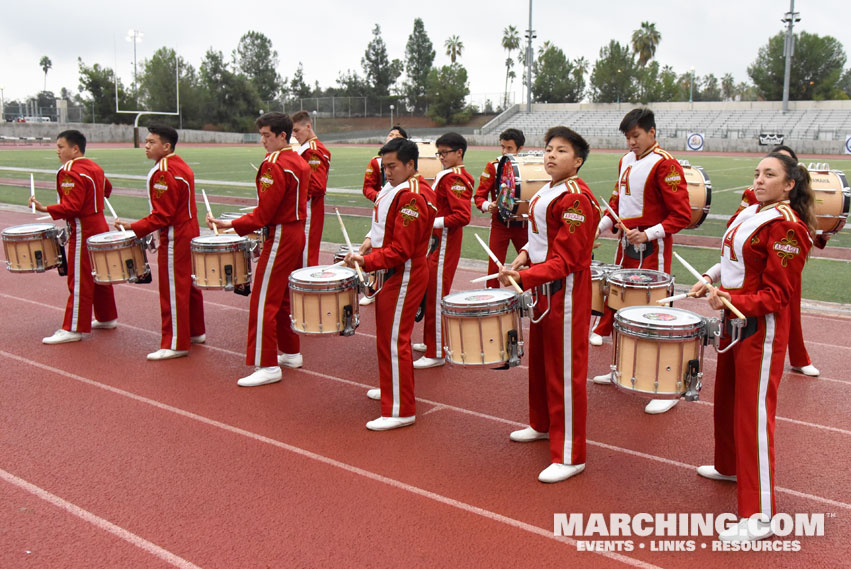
[414,140,442,183]
[495,153,549,222]
[679,160,711,229]
[807,165,850,235]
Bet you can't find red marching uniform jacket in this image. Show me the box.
[232,149,309,234]
[298,138,331,199]
[362,156,384,202]
[473,159,500,218]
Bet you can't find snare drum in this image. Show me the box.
[219,212,265,257]
[414,140,442,182]
[87,230,151,283]
[612,306,706,398]
[496,154,549,222]
[590,268,606,316]
[606,269,674,311]
[2,223,63,272]
[191,235,252,290]
[289,265,359,335]
[807,167,850,235]
[441,289,523,366]
[679,161,712,229]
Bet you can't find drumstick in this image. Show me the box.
[470,272,501,283]
[600,199,629,233]
[656,292,696,304]
[239,206,257,211]
[330,260,346,268]
[474,233,523,294]
[249,162,258,171]
[30,174,36,213]
[334,208,366,284]
[673,251,746,320]
[201,189,218,235]
[104,197,126,234]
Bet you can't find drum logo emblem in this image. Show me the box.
[664,166,682,191]
[642,312,677,322]
[153,175,169,198]
[400,200,419,226]
[465,294,494,302]
[773,230,800,267]
[60,175,75,195]
[561,201,585,233]
[310,270,337,278]
[259,168,274,192]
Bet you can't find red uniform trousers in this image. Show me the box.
[303,195,324,267]
[484,220,528,289]
[593,234,673,336]
[422,226,463,358]
[247,222,304,367]
[787,274,811,367]
[526,273,589,465]
[376,258,428,418]
[714,311,788,518]
[62,216,117,333]
[156,225,205,351]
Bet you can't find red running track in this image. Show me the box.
[0,207,849,568]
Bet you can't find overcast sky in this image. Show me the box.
[2,0,849,103]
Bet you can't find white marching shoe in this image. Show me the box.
[190,334,206,344]
[538,463,585,484]
[366,416,415,431]
[413,356,444,369]
[42,329,83,344]
[509,427,549,442]
[277,353,303,368]
[589,333,603,346]
[359,295,375,306]
[791,364,819,377]
[718,517,774,542]
[697,465,737,482]
[91,319,117,330]
[237,366,282,387]
[591,372,612,384]
[412,343,427,352]
[644,399,679,414]
[146,349,189,361]
[366,388,381,401]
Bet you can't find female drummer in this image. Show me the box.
[690,152,815,542]
[498,127,600,483]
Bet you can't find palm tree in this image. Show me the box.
[631,22,661,67]
[721,73,736,100]
[445,35,464,64]
[502,26,520,107]
[39,56,52,92]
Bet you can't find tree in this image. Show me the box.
[199,48,261,131]
[403,18,435,114]
[748,31,847,100]
[361,24,402,97]
[77,58,134,124]
[839,68,851,99]
[631,22,662,67]
[40,56,52,92]
[531,42,584,103]
[700,73,722,101]
[138,47,205,129]
[721,73,736,100]
[234,31,282,104]
[289,62,311,99]
[589,40,637,103]
[501,26,520,107]
[426,64,470,125]
[444,35,464,64]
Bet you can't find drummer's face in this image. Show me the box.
[144,134,172,162]
[382,151,416,187]
[624,126,655,158]
[56,138,77,164]
[753,157,794,204]
[500,140,520,155]
[544,137,583,181]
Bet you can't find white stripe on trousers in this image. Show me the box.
[657,236,665,270]
[757,313,776,517]
[70,219,82,331]
[434,231,448,357]
[303,198,311,266]
[561,275,575,464]
[390,260,411,417]
[166,228,177,350]
[254,225,282,366]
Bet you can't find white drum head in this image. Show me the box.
[617,306,704,327]
[88,230,139,243]
[193,235,246,245]
[2,223,56,235]
[608,269,671,287]
[443,289,516,305]
[291,265,356,283]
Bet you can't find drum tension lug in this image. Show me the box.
[57,248,68,277]
[506,329,521,367]
[341,304,357,337]
[125,259,137,283]
[684,359,701,401]
[34,250,44,272]
[224,265,234,291]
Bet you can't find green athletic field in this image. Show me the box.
[0,145,849,303]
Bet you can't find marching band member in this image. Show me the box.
[345,137,435,430]
[590,108,691,415]
[413,132,474,369]
[30,129,118,343]
[208,112,310,386]
[473,128,528,289]
[691,152,814,542]
[116,125,205,360]
[499,127,600,483]
[735,145,823,377]
[291,111,331,267]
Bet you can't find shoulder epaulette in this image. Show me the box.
[654,148,675,161]
[409,177,420,193]
[776,203,797,223]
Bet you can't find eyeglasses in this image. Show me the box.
[435,149,458,158]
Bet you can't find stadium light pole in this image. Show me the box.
[0,87,4,122]
[126,29,143,97]
[312,110,317,134]
[524,0,535,113]
[689,66,695,105]
[781,0,800,112]
[389,104,394,129]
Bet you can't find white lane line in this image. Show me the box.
[0,468,204,569]
[0,352,659,569]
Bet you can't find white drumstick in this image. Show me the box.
[656,292,692,304]
[104,197,126,234]
[30,174,35,213]
[239,205,257,211]
[470,272,501,283]
[335,208,365,284]
[201,189,218,235]
[36,214,51,220]
[600,199,628,233]
[474,233,523,294]
[249,162,258,171]
[673,251,746,320]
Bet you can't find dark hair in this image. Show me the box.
[390,125,408,138]
[766,152,816,236]
[619,108,656,134]
[499,128,525,148]
[770,144,798,162]
[380,137,418,170]
[148,123,178,149]
[291,110,312,124]
[544,126,590,171]
[57,129,86,154]
[435,131,467,157]
[255,112,293,139]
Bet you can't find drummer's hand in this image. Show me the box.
[487,202,498,214]
[510,250,529,270]
[690,278,711,298]
[498,266,521,288]
[592,240,602,249]
[205,212,217,229]
[595,226,601,240]
[625,227,648,244]
[345,252,365,268]
[113,219,129,231]
[708,287,731,311]
[359,238,372,256]
[28,196,47,212]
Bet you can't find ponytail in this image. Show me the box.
[766,152,817,236]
